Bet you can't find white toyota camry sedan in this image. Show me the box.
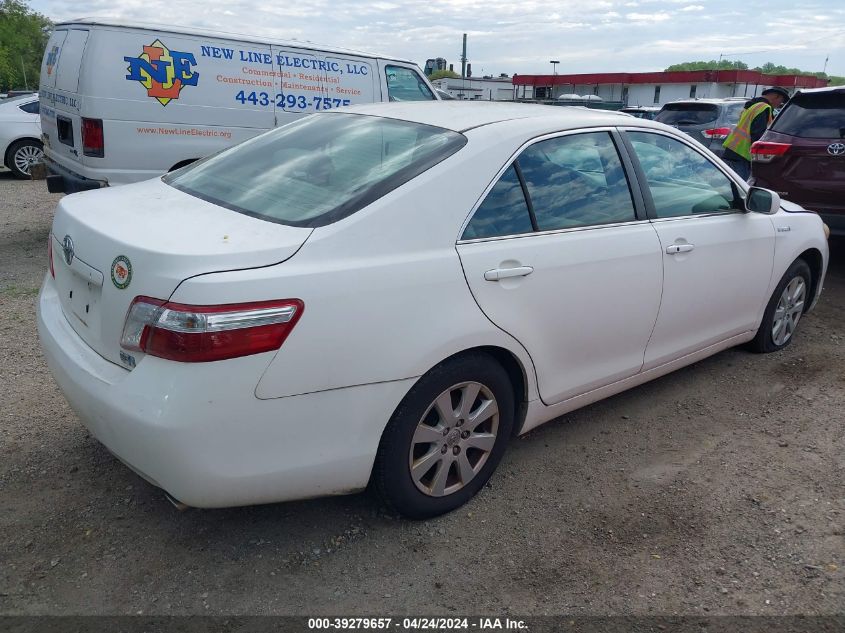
[37,103,829,518]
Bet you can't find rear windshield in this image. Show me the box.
[771,92,845,138]
[655,103,719,125]
[165,113,466,227]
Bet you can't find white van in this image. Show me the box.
[39,19,439,193]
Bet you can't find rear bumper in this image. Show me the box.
[37,274,414,508]
[44,157,106,194]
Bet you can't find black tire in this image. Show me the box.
[749,259,812,353]
[6,139,43,179]
[374,352,514,519]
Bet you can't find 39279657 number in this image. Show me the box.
[235,90,351,111]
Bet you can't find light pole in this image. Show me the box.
[550,60,559,75]
[549,60,559,101]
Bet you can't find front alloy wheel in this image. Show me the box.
[771,276,806,347]
[750,258,812,353]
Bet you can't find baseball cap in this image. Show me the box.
[762,87,791,100]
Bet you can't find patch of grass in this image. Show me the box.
[0,285,40,298]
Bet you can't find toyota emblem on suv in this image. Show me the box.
[828,142,845,156]
[62,235,74,266]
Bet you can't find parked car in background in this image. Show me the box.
[0,94,42,178]
[39,18,439,194]
[37,103,828,518]
[655,97,747,157]
[750,86,845,236]
[621,106,661,120]
[2,90,37,99]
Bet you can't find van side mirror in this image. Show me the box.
[745,187,781,215]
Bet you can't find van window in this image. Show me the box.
[165,113,466,227]
[385,65,435,101]
[54,29,89,93]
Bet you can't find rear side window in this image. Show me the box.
[462,132,635,239]
[463,166,533,239]
[725,103,745,122]
[165,113,466,227]
[518,132,636,231]
[18,101,39,114]
[771,92,845,138]
[386,66,435,101]
[656,103,719,125]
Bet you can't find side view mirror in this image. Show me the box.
[745,187,781,215]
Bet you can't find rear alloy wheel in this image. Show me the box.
[7,139,43,179]
[750,259,811,353]
[374,353,514,518]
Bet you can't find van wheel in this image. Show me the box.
[749,259,811,353]
[374,353,513,519]
[7,139,43,179]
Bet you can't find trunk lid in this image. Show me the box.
[50,178,313,368]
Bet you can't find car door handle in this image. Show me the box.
[666,243,694,254]
[484,266,534,281]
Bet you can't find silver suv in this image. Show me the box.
[655,98,747,157]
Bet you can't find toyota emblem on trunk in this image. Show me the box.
[828,142,845,156]
[61,235,74,266]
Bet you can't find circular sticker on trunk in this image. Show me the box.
[111,255,132,289]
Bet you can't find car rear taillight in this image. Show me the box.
[81,118,104,157]
[47,235,55,278]
[702,127,731,140]
[751,141,791,163]
[120,297,304,363]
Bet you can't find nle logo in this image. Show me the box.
[124,40,199,106]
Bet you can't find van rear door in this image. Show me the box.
[39,28,89,165]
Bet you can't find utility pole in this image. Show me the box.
[20,56,29,90]
[460,33,468,79]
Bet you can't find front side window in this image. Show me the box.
[165,113,465,227]
[517,132,636,231]
[627,131,739,218]
[386,65,435,101]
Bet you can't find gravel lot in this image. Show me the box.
[0,171,843,616]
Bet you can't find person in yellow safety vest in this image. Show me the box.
[722,87,790,180]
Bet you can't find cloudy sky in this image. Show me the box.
[29,0,845,77]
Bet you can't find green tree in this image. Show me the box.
[665,60,748,71]
[0,0,52,91]
[427,69,460,82]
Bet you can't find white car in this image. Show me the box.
[1,95,42,178]
[37,103,829,518]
